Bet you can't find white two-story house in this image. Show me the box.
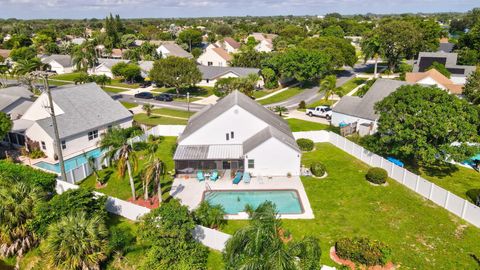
[174,90,301,177]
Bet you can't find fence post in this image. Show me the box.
[402,169,406,184]
[380,157,384,168]
[444,191,451,208]
[82,163,88,179]
[428,183,434,200]
[461,200,468,218]
[360,148,363,160]
[390,163,395,177]
[414,175,420,192]
[343,137,347,151]
[69,170,75,183]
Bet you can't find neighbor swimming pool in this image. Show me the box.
[34,148,103,173]
[462,153,480,167]
[204,190,303,215]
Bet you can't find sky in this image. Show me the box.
[0,0,478,19]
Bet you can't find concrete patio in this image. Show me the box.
[170,175,314,219]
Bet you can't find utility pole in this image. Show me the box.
[33,71,68,182]
[187,91,190,116]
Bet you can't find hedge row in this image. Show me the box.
[336,237,391,266]
[0,160,56,192]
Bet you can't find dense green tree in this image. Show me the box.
[214,74,259,97]
[72,41,98,71]
[373,85,480,166]
[193,201,226,229]
[13,58,44,75]
[177,29,203,52]
[10,46,37,61]
[149,57,201,95]
[261,67,278,89]
[361,32,382,78]
[43,212,109,270]
[230,48,271,68]
[463,68,480,105]
[214,24,234,37]
[224,202,322,270]
[427,62,451,78]
[0,112,12,139]
[3,34,32,49]
[32,33,53,53]
[300,37,357,68]
[457,48,480,66]
[111,62,142,83]
[121,33,136,48]
[322,25,345,38]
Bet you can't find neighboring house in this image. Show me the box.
[413,52,476,85]
[0,86,34,120]
[41,54,74,74]
[88,58,130,78]
[197,65,263,87]
[174,90,301,177]
[438,38,455,53]
[156,42,193,58]
[331,79,411,135]
[248,33,277,52]
[215,37,241,54]
[4,83,133,160]
[197,45,232,67]
[405,69,464,95]
[138,60,154,78]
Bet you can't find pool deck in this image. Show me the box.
[170,175,315,219]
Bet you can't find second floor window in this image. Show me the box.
[41,141,46,150]
[61,140,66,150]
[88,130,98,141]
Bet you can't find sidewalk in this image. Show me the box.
[255,83,300,101]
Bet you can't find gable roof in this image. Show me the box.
[138,60,154,73]
[413,52,476,76]
[198,65,260,80]
[250,33,278,42]
[243,126,300,153]
[179,90,294,143]
[405,69,464,94]
[32,83,132,139]
[212,47,232,61]
[333,79,411,121]
[97,58,129,69]
[438,42,455,53]
[41,54,73,68]
[223,37,241,49]
[160,42,193,58]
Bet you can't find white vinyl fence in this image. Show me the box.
[129,124,186,144]
[294,130,480,228]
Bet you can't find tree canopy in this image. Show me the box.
[149,57,201,94]
[0,112,12,141]
[463,68,480,105]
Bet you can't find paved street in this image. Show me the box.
[113,93,206,112]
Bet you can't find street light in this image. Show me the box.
[31,71,68,183]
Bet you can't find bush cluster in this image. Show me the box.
[193,201,226,229]
[335,237,391,266]
[296,138,314,151]
[366,167,388,184]
[310,162,326,177]
[0,160,56,192]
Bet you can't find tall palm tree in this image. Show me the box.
[0,181,43,267]
[361,33,382,78]
[142,103,153,118]
[320,75,341,101]
[272,106,288,117]
[43,212,108,270]
[13,58,43,75]
[143,158,166,202]
[72,41,98,71]
[224,202,322,270]
[87,156,100,184]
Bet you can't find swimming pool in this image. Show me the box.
[34,148,103,173]
[204,190,303,215]
[462,153,480,167]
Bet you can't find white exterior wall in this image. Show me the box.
[451,76,467,85]
[331,112,378,132]
[244,137,300,176]
[417,77,448,90]
[48,60,73,74]
[157,45,171,58]
[88,64,114,78]
[197,50,229,67]
[22,94,65,121]
[180,105,267,146]
[25,122,55,158]
[255,40,273,52]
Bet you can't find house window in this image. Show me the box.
[41,141,46,150]
[206,79,209,83]
[88,130,98,140]
[248,159,255,169]
[61,140,66,150]
[226,133,229,141]
[208,61,213,66]
[230,131,234,139]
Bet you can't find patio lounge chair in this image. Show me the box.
[243,172,251,184]
[232,171,243,184]
[197,170,205,181]
[210,170,219,181]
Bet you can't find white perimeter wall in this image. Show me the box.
[331,112,377,131]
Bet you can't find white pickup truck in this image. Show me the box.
[305,106,332,119]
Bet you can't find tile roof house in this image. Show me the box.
[197,45,232,67]
[248,33,278,52]
[215,37,241,54]
[413,52,476,85]
[156,42,193,58]
[88,58,130,78]
[197,65,263,87]
[405,69,464,95]
[3,83,133,161]
[331,79,411,134]
[174,90,300,177]
[41,54,74,74]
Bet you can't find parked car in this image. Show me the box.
[134,92,153,99]
[140,82,152,88]
[154,93,174,102]
[110,94,122,100]
[306,106,332,119]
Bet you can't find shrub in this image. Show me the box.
[310,162,326,177]
[108,226,135,255]
[298,100,306,109]
[0,160,56,192]
[335,237,391,266]
[194,201,226,229]
[296,138,314,151]
[366,167,388,184]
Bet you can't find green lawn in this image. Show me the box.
[152,108,194,118]
[121,102,138,109]
[207,250,225,270]
[298,99,336,112]
[286,118,338,133]
[79,136,177,201]
[48,80,73,86]
[252,88,282,99]
[337,77,367,96]
[257,87,304,105]
[51,72,84,81]
[110,79,140,89]
[221,143,480,269]
[133,114,188,126]
[102,86,128,93]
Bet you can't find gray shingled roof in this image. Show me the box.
[160,43,193,58]
[97,58,130,69]
[0,86,33,111]
[438,43,455,53]
[138,60,154,72]
[41,54,73,68]
[198,66,260,80]
[333,79,411,121]
[243,126,300,153]
[179,91,295,145]
[35,83,133,139]
[413,52,476,76]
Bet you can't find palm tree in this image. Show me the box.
[143,158,166,202]
[320,75,340,101]
[273,106,288,117]
[99,128,138,199]
[87,156,100,184]
[142,103,154,118]
[72,41,98,71]
[43,212,108,270]
[361,33,382,78]
[0,181,43,267]
[93,74,111,88]
[224,202,322,270]
[13,58,43,75]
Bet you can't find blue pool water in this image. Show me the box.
[34,148,103,173]
[462,153,480,166]
[204,190,303,214]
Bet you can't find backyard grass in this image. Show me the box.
[133,113,188,126]
[286,118,338,133]
[120,102,137,109]
[79,136,177,201]
[152,108,194,118]
[257,87,304,105]
[221,143,480,269]
[336,77,367,96]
